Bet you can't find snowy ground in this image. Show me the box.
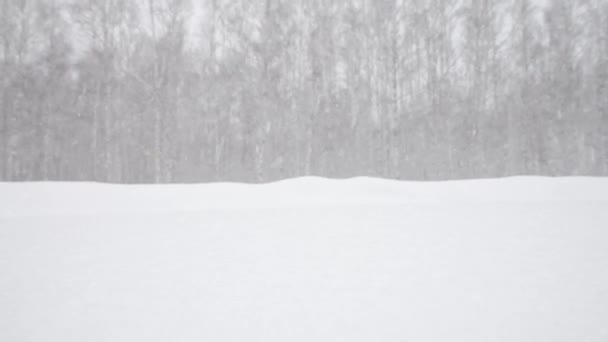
[1,177,608,342]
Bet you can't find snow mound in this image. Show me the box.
[1,177,608,342]
[1,176,607,216]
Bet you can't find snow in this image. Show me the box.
[1,177,608,342]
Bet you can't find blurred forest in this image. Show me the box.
[1,0,607,182]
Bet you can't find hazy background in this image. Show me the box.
[0,0,606,183]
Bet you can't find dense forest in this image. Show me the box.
[1,0,607,183]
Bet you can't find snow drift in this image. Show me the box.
[1,177,608,342]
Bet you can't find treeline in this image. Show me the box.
[1,0,607,183]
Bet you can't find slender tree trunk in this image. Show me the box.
[1,88,9,180]
[148,0,162,183]
[0,1,9,181]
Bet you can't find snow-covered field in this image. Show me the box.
[1,177,608,342]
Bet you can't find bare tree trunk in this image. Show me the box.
[148,0,163,183]
[0,1,8,180]
[92,83,101,180]
[0,88,9,180]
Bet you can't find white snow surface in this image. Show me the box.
[1,177,608,341]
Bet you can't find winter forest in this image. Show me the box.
[0,0,607,183]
